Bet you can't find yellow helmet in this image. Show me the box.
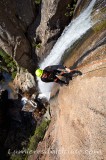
[35,69,43,77]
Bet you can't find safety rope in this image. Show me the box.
[83,66,106,75]
[70,59,106,73]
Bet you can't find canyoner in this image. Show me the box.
[35,65,82,86]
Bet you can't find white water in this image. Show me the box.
[38,0,96,100]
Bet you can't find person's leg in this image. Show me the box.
[71,70,82,76]
[56,77,69,86]
[60,72,72,81]
[62,70,82,79]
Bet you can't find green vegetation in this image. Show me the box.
[28,119,50,151]
[32,41,41,49]
[34,0,41,5]
[10,154,25,160]
[65,0,78,17]
[93,20,106,32]
[92,6,106,32]
[10,119,50,160]
[0,49,17,79]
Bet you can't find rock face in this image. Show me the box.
[34,0,73,59]
[0,0,74,71]
[29,58,106,160]
[51,66,106,160]
[15,0,35,28]
[29,0,106,159]
[1,0,100,73]
[0,0,36,72]
[13,69,36,93]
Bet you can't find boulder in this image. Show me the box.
[13,68,36,93]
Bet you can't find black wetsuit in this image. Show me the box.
[41,65,68,84]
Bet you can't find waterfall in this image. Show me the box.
[37,0,97,100]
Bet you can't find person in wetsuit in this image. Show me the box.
[35,65,81,85]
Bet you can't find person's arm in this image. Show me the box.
[44,66,52,71]
[41,77,54,82]
[54,76,66,85]
[65,67,71,73]
[58,66,72,73]
[44,65,65,71]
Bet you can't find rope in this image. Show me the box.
[70,59,106,72]
[83,66,106,75]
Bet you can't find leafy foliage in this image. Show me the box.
[65,0,78,17]
[34,0,41,5]
[32,41,41,49]
[28,119,50,151]
[0,49,17,79]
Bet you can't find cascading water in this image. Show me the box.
[38,0,97,100]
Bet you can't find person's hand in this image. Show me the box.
[65,68,71,73]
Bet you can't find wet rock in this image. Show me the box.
[64,0,106,68]
[73,0,90,18]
